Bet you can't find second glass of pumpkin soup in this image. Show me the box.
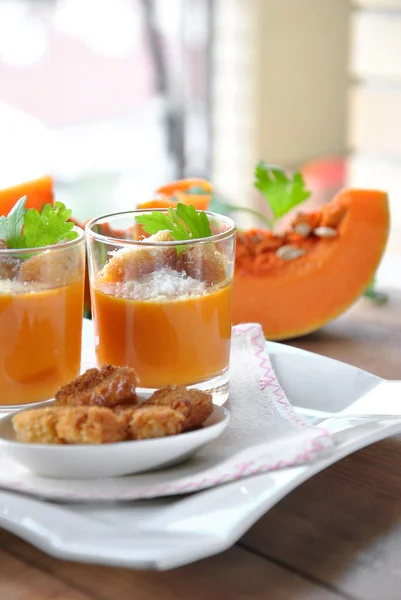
[0,227,85,408]
[86,208,236,402]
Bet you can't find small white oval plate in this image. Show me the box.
[0,405,229,479]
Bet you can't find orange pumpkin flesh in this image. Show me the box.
[138,178,212,212]
[173,191,210,211]
[156,178,213,196]
[137,198,178,210]
[139,195,210,212]
[233,189,389,340]
[0,175,54,216]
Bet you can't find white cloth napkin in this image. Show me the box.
[0,323,333,502]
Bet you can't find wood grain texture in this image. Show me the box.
[0,533,344,600]
[241,442,401,600]
[0,546,90,600]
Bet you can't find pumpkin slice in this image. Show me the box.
[138,178,213,211]
[0,175,54,216]
[138,197,181,210]
[233,188,389,340]
[138,196,210,211]
[156,177,212,196]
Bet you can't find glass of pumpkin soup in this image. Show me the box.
[0,229,86,407]
[86,209,236,403]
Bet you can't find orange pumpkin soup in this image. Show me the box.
[93,282,232,388]
[0,280,84,405]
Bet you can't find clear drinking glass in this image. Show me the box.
[86,210,236,403]
[0,228,86,408]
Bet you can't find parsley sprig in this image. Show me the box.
[254,162,311,221]
[0,196,78,249]
[136,203,212,243]
[209,162,311,230]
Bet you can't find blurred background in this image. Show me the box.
[0,0,399,284]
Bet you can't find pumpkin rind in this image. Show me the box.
[233,189,389,340]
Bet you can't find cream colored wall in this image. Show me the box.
[347,0,401,283]
[211,0,264,222]
[212,0,350,210]
[258,0,350,167]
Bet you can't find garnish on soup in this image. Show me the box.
[100,204,227,290]
[135,202,213,243]
[0,196,78,249]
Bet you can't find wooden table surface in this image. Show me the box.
[1,290,401,600]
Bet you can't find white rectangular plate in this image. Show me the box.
[0,320,400,570]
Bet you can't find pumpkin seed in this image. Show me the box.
[276,245,306,260]
[313,226,337,238]
[294,222,312,237]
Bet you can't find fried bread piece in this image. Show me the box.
[113,404,139,419]
[55,365,138,408]
[12,407,62,444]
[180,244,226,286]
[0,239,21,280]
[12,406,127,444]
[121,405,184,440]
[56,406,126,444]
[101,231,177,283]
[13,404,183,444]
[0,255,20,280]
[101,247,157,282]
[146,385,213,430]
[18,248,82,286]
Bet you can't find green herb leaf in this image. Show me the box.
[167,206,191,241]
[23,201,78,248]
[176,203,212,238]
[363,276,389,305]
[136,210,184,238]
[136,203,213,242]
[0,196,27,248]
[255,162,311,221]
[0,198,78,249]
